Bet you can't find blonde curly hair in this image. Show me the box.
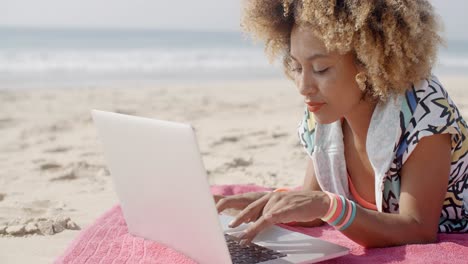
[241,0,444,100]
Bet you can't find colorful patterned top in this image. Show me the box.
[297,75,468,233]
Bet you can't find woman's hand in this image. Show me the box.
[215,192,270,220]
[230,190,330,244]
[213,195,225,204]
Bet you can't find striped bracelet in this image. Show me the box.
[337,200,357,231]
[321,191,357,231]
[321,192,337,222]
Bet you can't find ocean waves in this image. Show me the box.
[0,48,277,74]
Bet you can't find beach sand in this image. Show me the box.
[0,75,467,263]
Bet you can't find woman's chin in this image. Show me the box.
[313,114,341,125]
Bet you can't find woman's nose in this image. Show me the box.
[297,72,318,96]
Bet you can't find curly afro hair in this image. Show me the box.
[241,0,444,100]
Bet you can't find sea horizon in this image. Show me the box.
[1,26,466,89]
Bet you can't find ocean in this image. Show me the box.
[0,27,466,89]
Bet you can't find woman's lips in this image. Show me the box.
[306,102,325,112]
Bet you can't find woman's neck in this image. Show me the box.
[342,98,378,149]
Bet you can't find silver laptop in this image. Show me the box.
[92,110,349,264]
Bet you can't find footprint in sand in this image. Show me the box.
[43,146,71,153]
[245,142,276,149]
[0,193,5,202]
[40,163,62,171]
[210,135,241,147]
[210,157,254,175]
[40,161,109,182]
[271,131,289,139]
[211,130,266,142]
[224,157,253,169]
[240,130,288,149]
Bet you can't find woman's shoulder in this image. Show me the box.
[399,75,463,130]
[394,74,468,163]
[403,75,449,102]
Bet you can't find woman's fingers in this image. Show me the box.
[216,192,267,214]
[237,215,274,245]
[216,196,238,213]
[228,193,271,228]
[213,195,224,204]
[237,206,294,244]
[235,191,325,244]
[216,194,256,213]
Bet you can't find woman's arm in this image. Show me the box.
[341,133,451,247]
[303,158,322,191]
[234,133,451,247]
[299,159,325,227]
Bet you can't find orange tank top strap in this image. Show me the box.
[347,173,378,211]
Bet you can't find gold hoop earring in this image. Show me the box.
[355,72,368,92]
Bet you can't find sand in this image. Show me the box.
[0,75,467,263]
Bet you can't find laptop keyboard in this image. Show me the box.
[224,234,287,264]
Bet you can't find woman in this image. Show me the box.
[216,0,468,248]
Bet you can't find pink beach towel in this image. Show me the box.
[56,184,468,264]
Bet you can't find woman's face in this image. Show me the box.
[289,25,364,124]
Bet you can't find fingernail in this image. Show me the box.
[239,239,247,246]
[228,220,235,227]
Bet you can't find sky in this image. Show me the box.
[1,0,467,40]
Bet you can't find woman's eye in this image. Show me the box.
[314,67,329,74]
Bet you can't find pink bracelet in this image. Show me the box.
[327,195,344,224]
[321,191,337,222]
[273,187,291,193]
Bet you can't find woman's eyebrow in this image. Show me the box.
[290,53,328,62]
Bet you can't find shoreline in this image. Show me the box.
[0,74,466,263]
